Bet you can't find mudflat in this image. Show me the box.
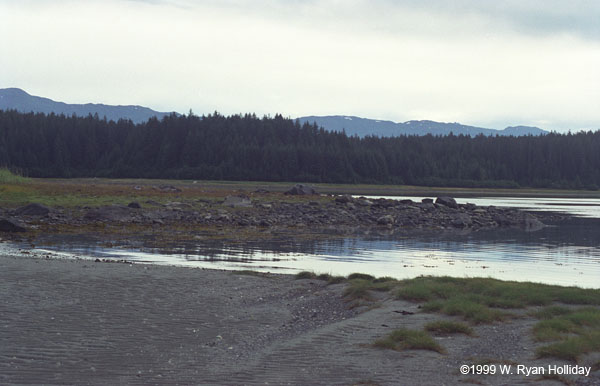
[0,255,598,385]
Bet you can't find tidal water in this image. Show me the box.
[5,197,600,288]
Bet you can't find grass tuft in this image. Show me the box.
[536,332,600,362]
[424,320,474,336]
[295,271,317,280]
[348,273,376,281]
[374,328,445,353]
[343,279,375,301]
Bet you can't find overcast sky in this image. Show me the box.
[1,0,599,131]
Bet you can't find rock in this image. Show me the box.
[127,202,141,209]
[492,214,513,226]
[399,199,413,204]
[0,218,26,232]
[284,184,317,195]
[335,195,353,204]
[355,198,373,206]
[84,205,131,222]
[223,195,252,208]
[421,198,434,204]
[157,185,182,193]
[377,215,394,225]
[166,201,192,209]
[14,203,50,216]
[145,200,164,207]
[435,196,458,209]
[419,203,436,210]
[521,214,545,231]
[254,189,269,194]
[450,213,472,228]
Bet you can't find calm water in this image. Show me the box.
[4,197,600,288]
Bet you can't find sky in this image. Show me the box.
[1,0,599,131]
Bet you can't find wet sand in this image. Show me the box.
[0,254,597,385]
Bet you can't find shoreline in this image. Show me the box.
[1,253,598,385]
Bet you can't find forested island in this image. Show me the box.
[0,109,598,190]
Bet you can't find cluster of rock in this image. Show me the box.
[0,193,546,234]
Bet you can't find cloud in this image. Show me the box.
[0,0,599,131]
[120,0,600,40]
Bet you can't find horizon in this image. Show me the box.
[1,86,593,134]
[1,0,599,133]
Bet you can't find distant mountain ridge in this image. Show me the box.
[1,88,548,136]
[0,88,173,124]
[297,115,548,137]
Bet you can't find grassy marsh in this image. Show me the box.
[296,272,600,360]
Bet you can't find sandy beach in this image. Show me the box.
[1,254,598,386]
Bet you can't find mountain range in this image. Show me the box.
[296,115,547,137]
[0,88,173,124]
[0,88,548,136]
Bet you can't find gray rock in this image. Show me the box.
[421,198,434,204]
[14,203,50,216]
[0,218,26,232]
[284,184,317,195]
[355,198,373,206]
[399,199,413,204]
[127,202,141,209]
[492,214,513,226]
[377,215,394,225]
[521,214,545,231]
[435,196,458,209]
[166,201,192,209]
[84,205,131,222]
[335,195,353,204]
[223,195,252,208]
[450,213,472,228]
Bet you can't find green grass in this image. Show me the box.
[531,307,600,362]
[374,328,445,353]
[343,279,375,301]
[395,276,600,324]
[536,332,600,362]
[0,168,30,184]
[348,273,376,281]
[295,271,317,280]
[424,320,474,336]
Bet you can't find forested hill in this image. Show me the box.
[0,109,598,190]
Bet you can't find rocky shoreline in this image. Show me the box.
[0,185,559,239]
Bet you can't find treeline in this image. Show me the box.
[0,109,599,189]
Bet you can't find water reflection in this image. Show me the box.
[8,217,600,289]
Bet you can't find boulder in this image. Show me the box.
[0,218,26,232]
[335,195,353,204]
[223,195,252,208]
[435,196,458,209]
[521,214,545,231]
[284,184,317,195]
[127,202,141,209]
[450,213,473,228]
[399,199,413,204]
[377,215,394,225]
[421,198,434,204]
[14,203,50,216]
